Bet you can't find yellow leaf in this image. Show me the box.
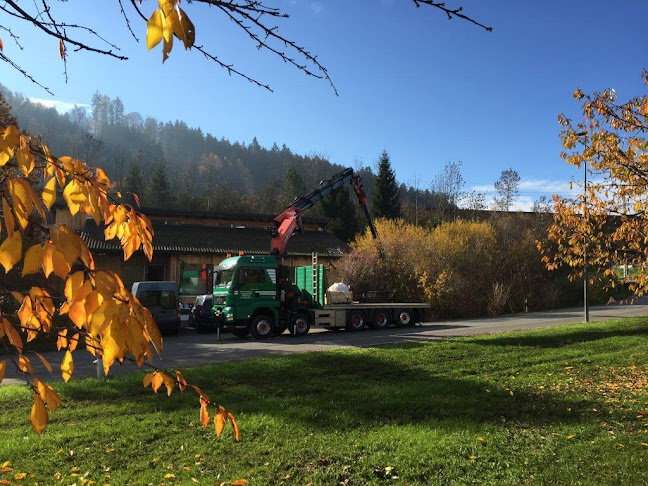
[3,125,19,146]
[43,176,57,209]
[175,7,195,49]
[164,473,175,479]
[0,231,22,273]
[162,8,173,44]
[162,373,175,396]
[16,139,35,175]
[43,241,70,279]
[56,329,68,350]
[143,372,154,388]
[163,35,173,62]
[566,435,575,440]
[147,9,163,50]
[61,350,74,382]
[35,352,53,374]
[62,179,85,215]
[2,197,14,237]
[22,243,43,276]
[0,360,5,384]
[30,394,48,435]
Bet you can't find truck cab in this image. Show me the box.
[212,255,282,338]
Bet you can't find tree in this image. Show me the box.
[0,108,238,436]
[543,70,648,295]
[124,159,145,206]
[492,169,521,211]
[372,150,401,220]
[0,1,491,95]
[430,161,465,220]
[280,163,306,208]
[147,163,174,208]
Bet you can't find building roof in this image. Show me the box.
[79,220,350,257]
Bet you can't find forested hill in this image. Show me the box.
[0,85,445,241]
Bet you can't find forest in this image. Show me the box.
[1,85,464,241]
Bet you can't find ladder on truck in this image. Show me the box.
[312,252,319,305]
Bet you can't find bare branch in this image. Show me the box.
[412,0,493,31]
[0,51,53,95]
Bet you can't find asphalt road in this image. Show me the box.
[3,300,648,386]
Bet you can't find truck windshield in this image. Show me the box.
[214,269,235,288]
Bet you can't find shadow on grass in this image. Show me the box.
[61,345,603,433]
[470,324,648,348]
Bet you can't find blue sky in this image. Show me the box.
[2,0,647,209]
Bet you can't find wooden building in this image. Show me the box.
[54,206,350,301]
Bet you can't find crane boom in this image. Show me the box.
[270,168,378,257]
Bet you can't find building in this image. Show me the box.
[54,205,351,301]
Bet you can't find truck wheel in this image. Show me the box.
[370,310,390,330]
[346,310,366,331]
[290,313,311,337]
[395,309,414,327]
[250,314,274,339]
[232,326,250,338]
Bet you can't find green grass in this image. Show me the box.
[2,318,648,485]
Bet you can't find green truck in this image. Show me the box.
[210,168,430,339]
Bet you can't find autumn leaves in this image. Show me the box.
[147,0,196,62]
[0,122,238,440]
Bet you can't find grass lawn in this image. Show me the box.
[1,318,648,485]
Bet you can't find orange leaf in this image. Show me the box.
[2,318,23,353]
[30,394,48,435]
[68,333,79,352]
[151,371,163,393]
[230,480,248,485]
[35,352,53,374]
[60,350,73,382]
[200,399,209,428]
[56,329,68,351]
[59,39,65,59]
[143,372,154,388]
[175,370,187,392]
[214,406,227,437]
[18,355,35,375]
[0,360,5,384]
[228,412,240,441]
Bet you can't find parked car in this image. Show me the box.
[131,281,181,335]
[192,294,218,332]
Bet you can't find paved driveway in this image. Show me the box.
[2,301,647,386]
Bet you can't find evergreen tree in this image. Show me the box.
[148,163,174,208]
[371,150,401,219]
[280,163,306,208]
[124,161,144,206]
[493,168,521,211]
[318,186,362,242]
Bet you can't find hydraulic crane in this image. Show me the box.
[269,168,378,257]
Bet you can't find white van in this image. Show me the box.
[131,281,180,335]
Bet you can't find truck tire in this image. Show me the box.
[370,310,390,330]
[250,314,274,339]
[290,313,311,337]
[395,309,414,327]
[346,310,366,331]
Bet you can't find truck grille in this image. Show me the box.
[214,296,226,305]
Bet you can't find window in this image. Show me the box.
[242,268,266,285]
[139,290,177,309]
[180,264,211,295]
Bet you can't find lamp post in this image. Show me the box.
[576,131,590,323]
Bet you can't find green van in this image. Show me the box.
[131,281,181,335]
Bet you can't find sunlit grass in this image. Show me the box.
[1,317,648,485]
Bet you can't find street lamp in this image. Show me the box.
[576,131,590,323]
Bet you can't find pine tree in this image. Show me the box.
[148,163,174,208]
[280,163,306,208]
[318,186,362,242]
[371,150,401,219]
[125,161,144,206]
